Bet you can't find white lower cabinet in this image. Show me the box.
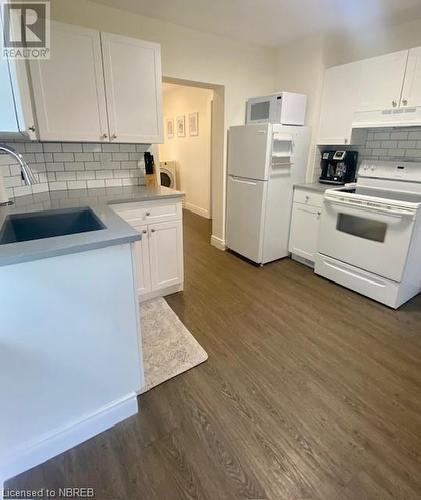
[149,221,184,291]
[288,189,324,265]
[132,225,152,296]
[114,199,184,300]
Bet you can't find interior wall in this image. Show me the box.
[50,0,277,247]
[159,83,213,219]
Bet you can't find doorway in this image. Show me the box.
[156,78,225,248]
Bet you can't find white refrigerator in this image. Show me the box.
[226,123,310,264]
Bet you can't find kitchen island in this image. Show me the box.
[0,185,183,490]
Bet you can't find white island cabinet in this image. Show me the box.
[112,197,184,300]
[288,187,325,266]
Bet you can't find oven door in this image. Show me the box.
[318,198,416,281]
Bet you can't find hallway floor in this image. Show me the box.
[7,210,421,500]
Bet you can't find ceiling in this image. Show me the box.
[91,0,421,47]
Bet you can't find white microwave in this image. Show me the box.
[246,92,307,126]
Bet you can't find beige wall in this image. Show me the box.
[50,0,277,246]
[160,84,213,219]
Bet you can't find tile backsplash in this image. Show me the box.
[357,127,421,162]
[315,127,421,180]
[0,141,150,199]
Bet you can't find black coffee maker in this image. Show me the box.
[319,150,358,185]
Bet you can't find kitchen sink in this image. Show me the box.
[0,207,105,245]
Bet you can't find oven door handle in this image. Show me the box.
[325,197,416,219]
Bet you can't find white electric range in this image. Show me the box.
[315,160,421,308]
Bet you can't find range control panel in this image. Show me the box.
[359,160,421,182]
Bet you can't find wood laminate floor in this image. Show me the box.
[7,210,421,500]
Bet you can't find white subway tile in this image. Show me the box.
[105,178,123,187]
[53,152,74,162]
[405,149,421,157]
[390,131,408,140]
[87,179,105,188]
[43,143,62,153]
[4,176,23,188]
[9,164,21,176]
[25,142,43,153]
[56,171,77,181]
[136,144,150,152]
[101,144,119,152]
[129,153,143,160]
[398,140,417,148]
[373,132,390,140]
[82,143,102,153]
[76,171,95,180]
[47,172,56,181]
[13,185,32,197]
[62,143,83,152]
[84,161,102,171]
[95,170,114,179]
[49,181,67,191]
[387,149,406,157]
[120,161,137,169]
[111,152,129,161]
[408,130,421,140]
[119,144,136,152]
[0,164,10,176]
[67,180,87,190]
[31,183,49,194]
[64,161,85,171]
[113,169,129,178]
[46,162,65,172]
[73,152,94,162]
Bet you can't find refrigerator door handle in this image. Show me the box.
[230,176,259,185]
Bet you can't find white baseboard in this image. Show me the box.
[210,235,226,251]
[291,253,315,268]
[0,394,138,485]
[139,283,184,302]
[184,202,211,219]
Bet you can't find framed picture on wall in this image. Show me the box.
[189,112,199,136]
[166,118,174,138]
[176,116,185,137]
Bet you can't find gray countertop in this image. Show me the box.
[294,182,332,193]
[0,185,184,267]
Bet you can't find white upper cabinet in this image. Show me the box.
[0,58,19,135]
[101,33,163,144]
[29,22,163,143]
[355,51,408,112]
[30,22,109,142]
[0,57,36,140]
[318,62,361,145]
[401,47,421,108]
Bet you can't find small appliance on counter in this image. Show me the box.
[319,150,358,185]
[144,152,157,188]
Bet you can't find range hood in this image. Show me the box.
[352,106,421,128]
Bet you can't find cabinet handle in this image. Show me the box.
[344,138,348,144]
[151,229,156,233]
[402,99,408,106]
[146,212,150,216]
[101,133,108,139]
[111,134,117,140]
[29,125,36,132]
[392,100,397,107]
[142,229,147,234]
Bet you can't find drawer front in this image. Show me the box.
[112,199,182,225]
[293,188,324,208]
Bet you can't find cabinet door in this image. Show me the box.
[9,60,37,139]
[288,203,321,262]
[133,225,152,296]
[318,62,360,145]
[356,51,408,112]
[0,57,19,134]
[101,33,163,143]
[149,221,183,290]
[29,21,109,142]
[401,47,421,107]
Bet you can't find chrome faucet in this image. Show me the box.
[0,143,38,186]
